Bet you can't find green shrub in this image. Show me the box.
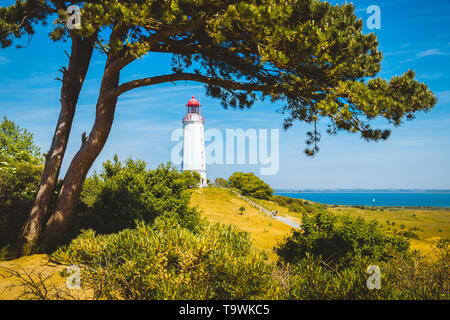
[228,172,273,200]
[270,195,294,207]
[380,240,450,299]
[73,156,202,235]
[214,177,228,187]
[0,160,44,252]
[271,195,321,215]
[0,117,45,255]
[281,243,450,300]
[397,229,420,240]
[0,116,43,165]
[272,205,449,299]
[53,218,279,299]
[280,254,386,299]
[275,211,409,267]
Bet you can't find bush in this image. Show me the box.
[280,254,387,299]
[280,242,450,299]
[53,218,279,299]
[0,117,45,255]
[214,177,228,187]
[0,116,43,165]
[275,210,448,299]
[228,172,273,200]
[397,229,420,240]
[380,240,450,299]
[271,195,320,215]
[275,211,409,267]
[0,160,44,252]
[73,156,202,235]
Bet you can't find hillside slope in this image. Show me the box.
[191,187,449,255]
[190,187,297,257]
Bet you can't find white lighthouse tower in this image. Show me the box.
[182,96,207,187]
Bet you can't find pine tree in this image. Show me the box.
[1,0,437,251]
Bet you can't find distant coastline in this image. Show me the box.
[274,189,450,194]
[274,191,450,208]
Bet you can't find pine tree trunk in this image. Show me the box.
[18,36,96,254]
[40,68,120,250]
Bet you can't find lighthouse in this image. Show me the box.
[182,96,207,187]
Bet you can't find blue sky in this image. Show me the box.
[0,0,449,189]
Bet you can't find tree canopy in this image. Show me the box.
[0,116,42,165]
[228,171,273,199]
[1,0,437,155]
[0,117,44,254]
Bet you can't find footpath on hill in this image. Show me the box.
[227,189,301,230]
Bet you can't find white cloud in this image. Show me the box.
[383,49,415,57]
[417,73,443,80]
[400,48,450,63]
[0,56,11,65]
[416,49,448,59]
[436,90,450,105]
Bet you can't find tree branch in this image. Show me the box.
[106,20,205,74]
[103,73,273,100]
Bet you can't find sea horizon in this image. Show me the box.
[274,189,450,194]
[274,191,450,207]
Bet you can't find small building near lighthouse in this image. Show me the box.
[182,96,207,187]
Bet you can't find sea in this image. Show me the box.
[274,192,450,208]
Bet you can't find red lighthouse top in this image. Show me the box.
[183,96,204,123]
[186,96,201,107]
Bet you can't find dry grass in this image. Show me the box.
[0,254,92,300]
[246,197,302,225]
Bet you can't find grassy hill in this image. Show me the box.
[190,188,297,260]
[191,187,450,255]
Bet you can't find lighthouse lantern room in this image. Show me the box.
[182,96,207,187]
